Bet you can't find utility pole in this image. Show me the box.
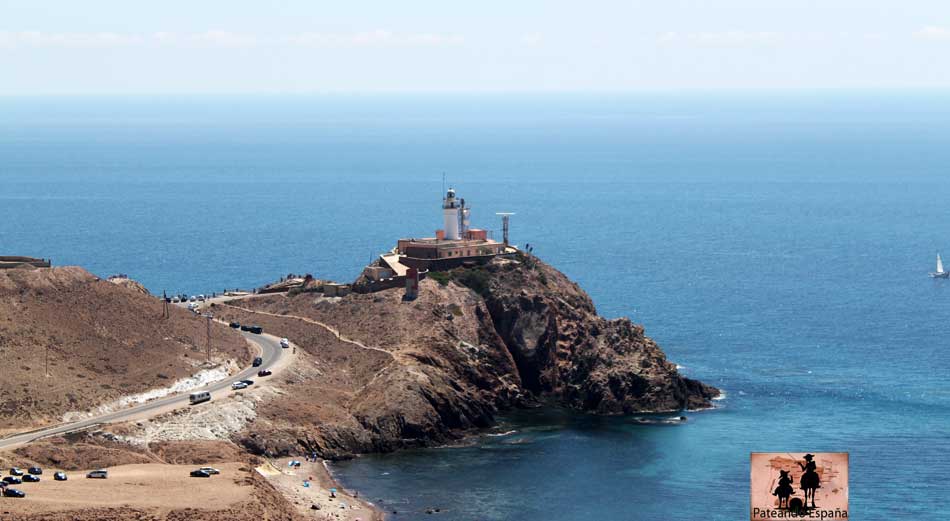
[162,290,170,319]
[204,312,213,363]
[45,343,50,377]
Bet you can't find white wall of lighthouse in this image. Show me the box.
[442,189,460,240]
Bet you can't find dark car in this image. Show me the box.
[239,379,254,386]
[3,476,22,485]
[54,472,67,481]
[240,324,251,331]
[22,474,39,482]
[28,466,42,475]
[9,468,23,476]
[2,488,25,498]
[190,469,211,478]
[252,356,263,367]
[257,369,272,377]
[229,322,241,329]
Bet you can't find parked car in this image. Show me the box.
[9,468,22,476]
[2,488,25,498]
[22,474,39,482]
[189,296,196,302]
[252,356,263,367]
[28,466,42,475]
[231,381,248,390]
[197,294,206,302]
[239,379,254,386]
[229,322,241,329]
[240,324,251,332]
[86,469,108,479]
[279,338,290,348]
[249,326,263,334]
[257,369,272,377]
[53,472,67,481]
[3,477,22,485]
[190,469,211,478]
[198,467,220,475]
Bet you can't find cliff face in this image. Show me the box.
[477,255,718,413]
[219,255,717,459]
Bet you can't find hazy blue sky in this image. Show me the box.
[3,0,950,95]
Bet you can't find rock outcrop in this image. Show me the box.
[217,254,717,458]
[479,254,718,413]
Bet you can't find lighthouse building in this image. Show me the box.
[361,188,515,284]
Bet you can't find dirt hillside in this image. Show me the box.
[0,267,252,432]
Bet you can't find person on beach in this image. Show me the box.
[797,454,820,508]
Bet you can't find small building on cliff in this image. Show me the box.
[0,256,51,270]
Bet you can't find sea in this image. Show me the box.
[2,92,949,520]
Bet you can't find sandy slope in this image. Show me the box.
[0,267,252,432]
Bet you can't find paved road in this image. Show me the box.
[0,329,285,450]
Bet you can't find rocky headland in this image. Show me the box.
[212,253,718,459]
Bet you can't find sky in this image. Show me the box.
[3,0,950,95]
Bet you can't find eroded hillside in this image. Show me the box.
[0,267,252,432]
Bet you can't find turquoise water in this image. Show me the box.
[3,93,950,519]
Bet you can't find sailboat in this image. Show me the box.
[931,253,949,278]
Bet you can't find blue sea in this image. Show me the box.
[3,92,950,520]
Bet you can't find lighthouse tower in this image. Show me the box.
[442,188,461,240]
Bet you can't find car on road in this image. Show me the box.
[198,467,220,475]
[257,369,272,377]
[86,469,108,479]
[190,469,211,478]
[252,356,263,367]
[231,381,248,390]
[2,488,25,498]
[9,468,22,476]
[22,474,39,482]
[248,326,263,334]
[240,324,250,331]
[3,476,22,484]
[280,338,290,348]
[54,472,67,481]
[229,322,241,329]
[239,379,254,386]
[28,466,42,475]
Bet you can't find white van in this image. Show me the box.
[86,469,108,479]
[189,391,211,405]
[280,338,290,349]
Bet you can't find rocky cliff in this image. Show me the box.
[216,254,717,458]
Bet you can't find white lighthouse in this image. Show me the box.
[442,188,461,240]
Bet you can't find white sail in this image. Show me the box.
[938,254,944,274]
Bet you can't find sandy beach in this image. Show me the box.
[258,457,385,521]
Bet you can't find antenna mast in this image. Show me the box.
[496,212,515,247]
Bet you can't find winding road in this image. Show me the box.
[0,329,286,450]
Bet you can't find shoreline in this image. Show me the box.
[259,456,386,521]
